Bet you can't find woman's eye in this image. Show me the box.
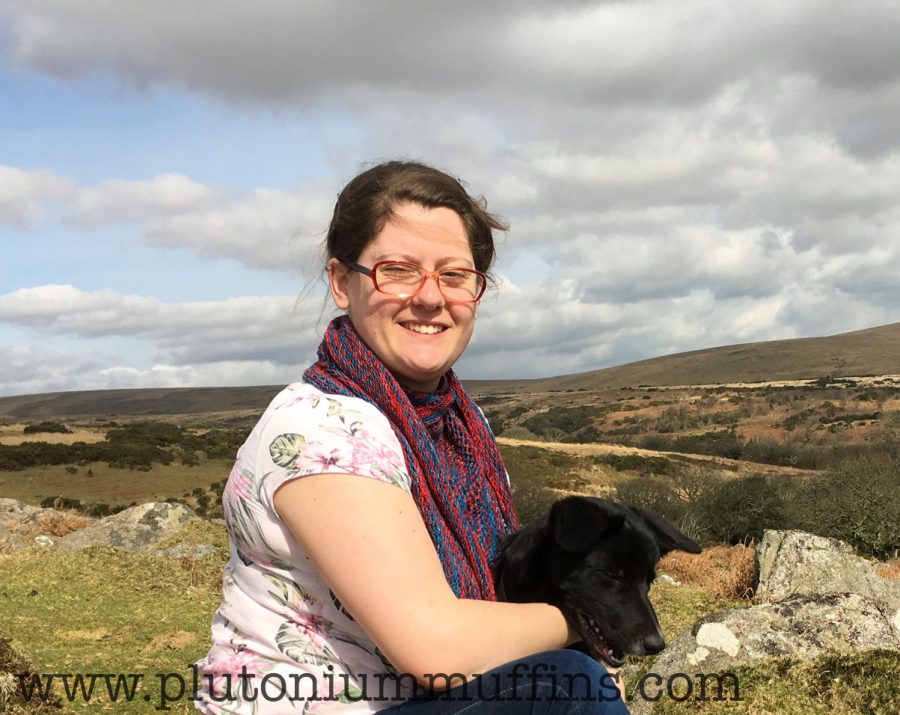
[441,270,471,283]
[380,265,419,279]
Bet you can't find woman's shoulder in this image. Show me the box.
[262,381,390,423]
[245,381,409,481]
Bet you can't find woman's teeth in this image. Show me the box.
[404,323,444,334]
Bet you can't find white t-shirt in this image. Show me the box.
[194,381,418,714]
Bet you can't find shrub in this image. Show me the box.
[787,455,900,558]
[638,434,673,452]
[39,496,82,510]
[510,484,560,525]
[522,405,606,438]
[695,475,786,545]
[672,430,744,460]
[85,503,112,517]
[23,421,71,434]
[614,479,683,525]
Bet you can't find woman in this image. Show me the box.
[195,161,629,713]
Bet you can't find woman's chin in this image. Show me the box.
[393,363,447,392]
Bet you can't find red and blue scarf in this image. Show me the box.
[303,315,519,600]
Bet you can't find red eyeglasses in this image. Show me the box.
[345,261,487,303]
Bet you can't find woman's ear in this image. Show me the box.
[327,258,351,310]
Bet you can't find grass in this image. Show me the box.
[0,459,233,508]
[1,537,227,713]
[659,544,758,600]
[645,650,900,714]
[2,520,897,713]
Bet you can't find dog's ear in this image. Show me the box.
[550,497,625,553]
[633,507,702,555]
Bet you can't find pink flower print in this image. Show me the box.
[224,462,254,501]
[294,442,355,474]
[290,610,331,651]
[201,646,272,700]
[351,432,402,476]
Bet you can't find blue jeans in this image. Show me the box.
[382,649,630,714]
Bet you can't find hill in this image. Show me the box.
[1,321,898,418]
[468,320,900,393]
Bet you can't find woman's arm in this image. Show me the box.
[273,474,579,687]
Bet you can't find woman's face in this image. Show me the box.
[328,202,479,392]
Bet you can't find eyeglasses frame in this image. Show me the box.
[343,260,488,303]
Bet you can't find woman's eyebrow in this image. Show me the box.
[372,253,475,268]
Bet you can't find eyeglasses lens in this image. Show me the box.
[374,263,483,301]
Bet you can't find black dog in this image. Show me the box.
[492,496,701,667]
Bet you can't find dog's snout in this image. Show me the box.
[642,631,665,655]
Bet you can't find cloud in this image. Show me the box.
[65,173,221,227]
[4,2,900,111]
[141,186,334,273]
[0,284,325,367]
[0,165,73,227]
[3,1,900,396]
[0,344,306,396]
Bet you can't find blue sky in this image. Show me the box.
[2,1,900,396]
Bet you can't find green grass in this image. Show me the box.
[645,650,900,714]
[0,459,233,508]
[1,536,227,713]
[2,531,898,713]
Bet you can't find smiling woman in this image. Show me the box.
[194,161,630,714]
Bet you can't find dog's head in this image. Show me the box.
[494,496,701,667]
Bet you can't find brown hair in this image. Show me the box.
[325,160,507,274]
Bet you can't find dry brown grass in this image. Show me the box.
[658,543,757,600]
[15,510,91,538]
[876,559,900,580]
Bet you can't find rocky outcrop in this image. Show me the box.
[630,529,900,714]
[56,502,198,552]
[0,499,218,556]
[756,529,900,612]
[0,498,83,552]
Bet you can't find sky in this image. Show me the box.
[1,1,899,397]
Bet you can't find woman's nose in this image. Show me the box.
[411,274,445,308]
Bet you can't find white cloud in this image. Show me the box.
[0,284,324,366]
[65,173,221,227]
[142,186,334,274]
[0,345,110,396]
[0,165,73,227]
[2,1,900,395]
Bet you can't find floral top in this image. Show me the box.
[195,381,416,714]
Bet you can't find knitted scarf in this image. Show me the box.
[303,315,519,600]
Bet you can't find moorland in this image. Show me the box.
[1,321,899,713]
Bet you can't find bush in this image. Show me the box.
[672,430,744,460]
[522,405,606,438]
[510,484,560,526]
[615,479,683,525]
[23,421,71,434]
[39,496,82,510]
[787,455,900,558]
[695,475,786,545]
